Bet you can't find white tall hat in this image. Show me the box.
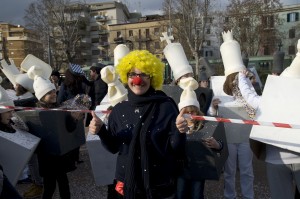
[220,30,246,76]
[0,59,21,86]
[101,65,128,106]
[280,39,300,78]
[164,43,193,81]
[114,44,130,67]
[14,73,34,93]
[27,65,55,100]
[0,77,15,113]
[21,54,52,79]
[177,77,200,111]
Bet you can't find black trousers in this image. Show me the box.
[42,172,70,199]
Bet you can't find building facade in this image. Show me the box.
[0,23,43,67]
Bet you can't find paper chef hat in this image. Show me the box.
[220,30,246,76]
[14,73,34,93]
[0,59,21,86]
[163,43,193,81]
[21,54,52,79]
[177,77,199,111]
[101,65,128,106]
[280,39,300,78]
[0,77,15,113]
[273,48,285,74]
[27,65,56,100]
[114,44,130,67]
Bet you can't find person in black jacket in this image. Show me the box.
[89,50,188,199]
[90,64,108,106]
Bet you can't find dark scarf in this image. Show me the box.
[0,120,16,133]
[124,87,173,199]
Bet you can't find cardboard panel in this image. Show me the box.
[250,75,300,153]
[162,85,183,104]
[16,110,85,155]
[0,130,40,186]
[86,133,117,186]
[183,121,228,180]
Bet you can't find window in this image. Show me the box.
[289,45,295,55]
[205,51,213,57]
[155,42,160,49]
[117,31,122,38]
[129,30,133,37]
[206,28,211,34]
[90,26,98,31]
[139,29,141,38]
[206,40,211,46]
[146,41,150,50]
[289,29,295,38]
[287,12,299,22]
[154,28,160,35]
[262,15,274,28]
[91,38,99,43]
[224,17,229,23]
[146,29,150,38]
[92,50,100,55]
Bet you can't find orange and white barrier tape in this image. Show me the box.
[1,105,299,129]
[183,114,300,129]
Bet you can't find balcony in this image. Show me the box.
[99,30,109,35]
[114,37,124,44]
[135,37,151,42]
[99,41,109,46]
[94,15,108,22]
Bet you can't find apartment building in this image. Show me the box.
[108,15,169,61]
[0,23,43,67]
[276,4,300,56]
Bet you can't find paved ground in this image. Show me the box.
[16,144,271,199]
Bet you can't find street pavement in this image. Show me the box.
[16,144,271,199]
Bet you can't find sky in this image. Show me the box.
[0,0,299,26]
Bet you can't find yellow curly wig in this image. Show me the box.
[116,50,165,90]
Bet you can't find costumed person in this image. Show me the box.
[0,58,41,196]
[57,63,92,164]
[86,44,129,199]
[50,70,62,93]
[214,30,254,199]
[272,45,285,76]
[0,77,40,199]
[27,65,84,199]
[89,50,187,199]
[239,39,300,199]
[161,32,224,199]
[89,63,108,106]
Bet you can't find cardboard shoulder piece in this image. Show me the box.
[86,97,117,186]
[210,76,253,143]
[20,54,52,79]
[16,110,85,155]
[183,121,228,180]
[250,75,300,153]
[0,129,40,186]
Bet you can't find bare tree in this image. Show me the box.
[224,0,283,56]
[24,0,89,71]
[162,0,216,80]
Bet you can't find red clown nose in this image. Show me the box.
[132,76,142,85]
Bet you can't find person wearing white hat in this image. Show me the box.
[238,39,300,199]
[89,50,187,198]
[0,78,37,199]
[218,30,255,199]
[28,65,83,199]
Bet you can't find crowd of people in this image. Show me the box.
[0,30,299,199]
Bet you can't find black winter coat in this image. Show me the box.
[97,89,186,192]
